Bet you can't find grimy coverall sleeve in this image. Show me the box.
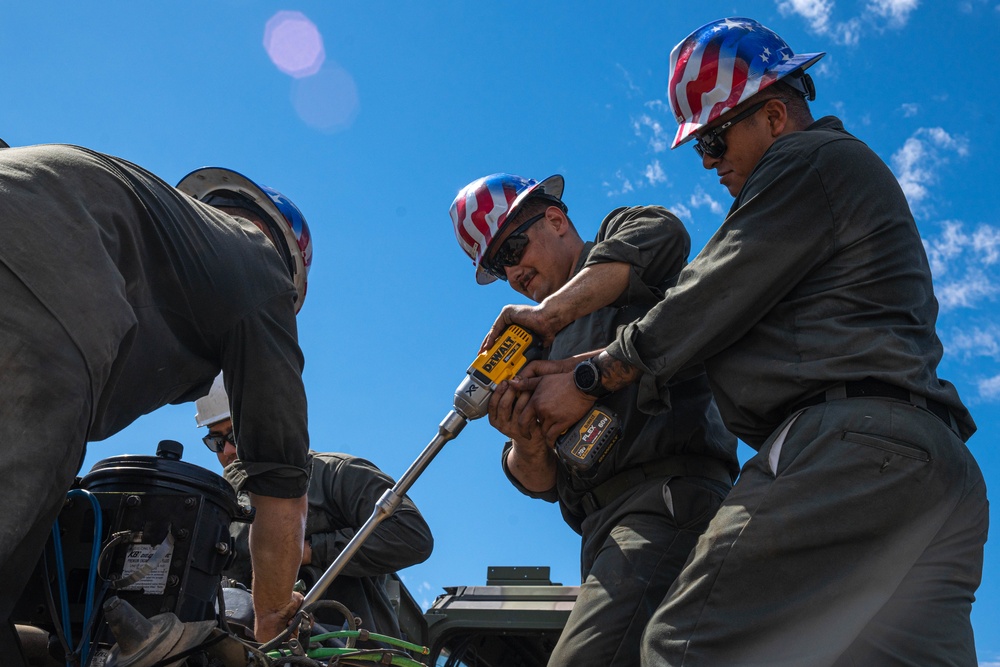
[584,205,691,297]
[308,456,434,578]
[607,150,835,405]
[222,291,312,498]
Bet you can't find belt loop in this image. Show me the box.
[825,384,847,401]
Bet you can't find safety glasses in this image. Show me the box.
[693,100,771,159]
[484,212,546,280]
[203,429,236,454]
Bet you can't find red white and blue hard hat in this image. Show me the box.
[450,173,564,285]
[668,17,825,149]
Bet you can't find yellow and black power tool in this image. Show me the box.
[453,324,544,420]
[302,324,543,609]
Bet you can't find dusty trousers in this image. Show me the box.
[640,397,989,666]
[549,476,728,666]
[0,262,92,621]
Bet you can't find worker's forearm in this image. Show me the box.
[309,511,433,576]
[505,440,557,493]
[538,262,631,331]
[595,349,642,392]
[248,493,307,619]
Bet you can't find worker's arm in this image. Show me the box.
[511,348,641,443]
[482,261,631,350]
[305,455,434,576]
[249,493,308,642]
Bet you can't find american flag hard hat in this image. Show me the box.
[450,173,564,285]
[668,17,825,149]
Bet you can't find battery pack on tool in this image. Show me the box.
[556,407,621,473]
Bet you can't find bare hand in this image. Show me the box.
[512,372,596,444]
[488,380,545,447]
[480,304,563,353]
[254,591,304,643]
[516,357,584,380]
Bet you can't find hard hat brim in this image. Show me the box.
[177,167,308,310]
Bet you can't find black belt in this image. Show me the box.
[580,455,734,517]
[792,378,954,428]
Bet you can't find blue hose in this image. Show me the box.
[66,489,102,666]
[48,523,72,666]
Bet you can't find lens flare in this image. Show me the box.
[264,11,325,78]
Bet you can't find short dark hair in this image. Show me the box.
[508,195,569,228]
[753,80,814,128]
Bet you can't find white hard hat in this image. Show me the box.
[195,374,231,427]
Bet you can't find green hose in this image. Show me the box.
[266,630,430,667]
[305,630,428,655]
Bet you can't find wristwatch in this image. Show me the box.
[573,357,611,398]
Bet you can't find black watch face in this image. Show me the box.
[575,362,599,392]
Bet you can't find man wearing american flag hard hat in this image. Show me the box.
[505,17,988,666]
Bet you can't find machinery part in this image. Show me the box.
[80,441,246,623]
[195,374,230,427]
[667,17,825,149]
[176,167,313,312]
[102,596,215,667]
[555,407,622,473]
[450,173,565,284]
[292,325,542,630]
[13,441,247,638]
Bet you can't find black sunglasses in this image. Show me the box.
[203,429,236,453]
[693,100,773,159]
[484,212,546,280]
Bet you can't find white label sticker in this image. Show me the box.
[120,543,173,594]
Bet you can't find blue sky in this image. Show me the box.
[4,0,997,662]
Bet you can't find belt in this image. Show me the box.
[792,378,955,428]
[580,455,734,517]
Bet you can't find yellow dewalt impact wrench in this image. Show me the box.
[301,324,543,608]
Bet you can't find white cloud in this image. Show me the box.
[604,170,635,197]
[891,127,969,214]
[923,220,968,277]
[946,325,1000,360]
[977,375,1000,401]
[644,160,667,186]
[974,226,1000,264]
[923,221,1000,311]
[672,202,693,221]
[633,114,670,153]
[776,0,917,44]
[866,0,920,27]
[777,0,835,35]
[936,269,997,310]
[689,187,724,215]
[834,17,864,45]
[900,103,919,117]
[616,63,642,98]
[645,99,670,114]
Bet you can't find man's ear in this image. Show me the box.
[766,98,790,137]
[546,206,571,235]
